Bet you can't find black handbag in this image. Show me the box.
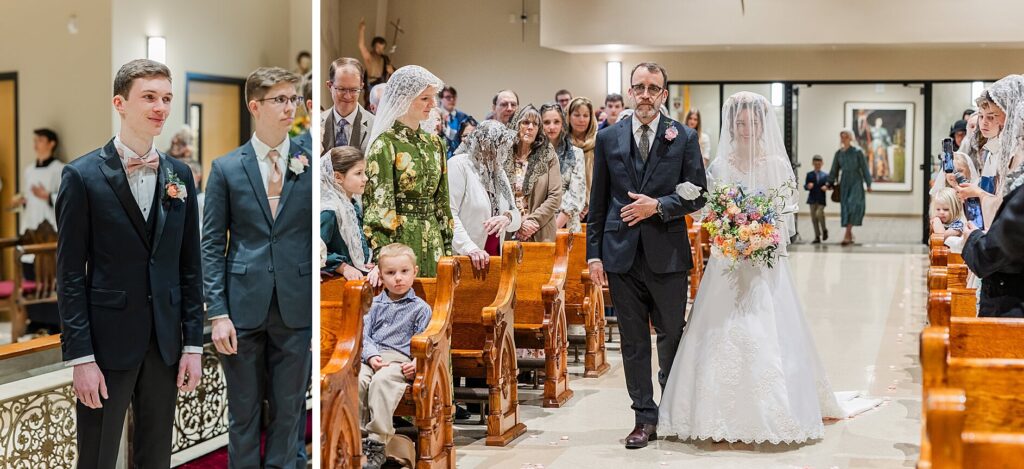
[830,178,841,203]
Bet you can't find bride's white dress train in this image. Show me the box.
[657,255,879,444]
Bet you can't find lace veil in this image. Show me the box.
[319,154,368,270]
[707,92,798,250]
[366,65,443,151]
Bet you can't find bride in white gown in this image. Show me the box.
[658,92,879,445]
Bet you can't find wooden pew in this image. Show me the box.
[515,232,574,408]
[918,318,1024,469]
[445,244,527,446]
[927,360,1024,469]
[393,257,459,469]
[320,278,372,469]
[565,225,609,379]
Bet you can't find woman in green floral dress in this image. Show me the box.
[362,65,454,277]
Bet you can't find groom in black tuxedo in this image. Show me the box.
[56,59,204,468]
[587,62,707,449]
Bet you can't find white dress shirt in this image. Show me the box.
[67,135,202,367]
[251,133,290,193]
[631,113,662,155]
[114,135,159,221]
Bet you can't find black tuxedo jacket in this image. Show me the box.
[963,184,1024,317]
[586,115,708,274]
[56,139,204,370]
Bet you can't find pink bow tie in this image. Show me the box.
[125,153,159,174]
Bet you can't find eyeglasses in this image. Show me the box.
[331,85,363,96]
[256,95,304,106]
[630,84,664,96]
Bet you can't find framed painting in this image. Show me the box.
[844,101,915,192]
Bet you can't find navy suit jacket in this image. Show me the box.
[56,139,204,370]
[202,137,313,329]
[586,115,708,274]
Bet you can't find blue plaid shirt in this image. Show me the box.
[361,289,432,363]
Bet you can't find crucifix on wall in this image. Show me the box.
[388,18,404,54]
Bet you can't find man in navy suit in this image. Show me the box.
[202,67,313,468]
[587,62,707,449]
[56,59,205,468]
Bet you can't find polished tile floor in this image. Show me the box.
[454,248,928,469]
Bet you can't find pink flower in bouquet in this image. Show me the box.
[735,213,748,224]
[750,211,762,221]
[705,211,717,222]
[726,205,741,217]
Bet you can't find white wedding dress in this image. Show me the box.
[658,92,879,445]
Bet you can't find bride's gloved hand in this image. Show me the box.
[675,182,702,201]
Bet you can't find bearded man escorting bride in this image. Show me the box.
[587,62,879,450]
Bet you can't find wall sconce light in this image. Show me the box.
[607,61,622,96]
[147,36,166,64]
[771,82,784,107]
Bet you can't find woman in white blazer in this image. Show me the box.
[448,120,522,270]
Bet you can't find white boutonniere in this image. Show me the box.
[665,125,679,142]
[164,169,188,202]
[289,152,309,175]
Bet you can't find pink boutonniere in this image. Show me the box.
[665,126,679,143]
[288,153,309,175]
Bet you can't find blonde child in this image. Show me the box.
[358,243,431,469]
[931,187,966,239]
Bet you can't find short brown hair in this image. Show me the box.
[630,62,668,88]
[329,146,365,175]
[378,243,417,266]
[245,67,300,103]
[113,59,171,98]
[329,57,364,84]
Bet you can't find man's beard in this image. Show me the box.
[635,103,660,121]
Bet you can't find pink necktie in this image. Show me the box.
[125,153,159,174]
[267,150,283,218]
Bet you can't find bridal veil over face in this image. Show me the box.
[366,65,444,150]
[708,91,799,249]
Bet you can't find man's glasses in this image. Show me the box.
[331,85,363,96]
[256,95,304,106]
[630,84,664,96]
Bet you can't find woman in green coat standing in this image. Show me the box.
[829,129,873,246]
[362,65,454,277]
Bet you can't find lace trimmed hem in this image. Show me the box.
[659,425,825,446]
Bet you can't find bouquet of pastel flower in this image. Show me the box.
[701,182,790,269]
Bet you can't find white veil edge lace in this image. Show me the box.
[366,65,444,152]
[707,91,798,253]
[320,154,368,271]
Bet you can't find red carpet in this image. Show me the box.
[175,411,312,468]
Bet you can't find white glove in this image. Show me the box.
[675,182,701,201]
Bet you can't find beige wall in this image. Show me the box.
[0,0,113,169]
[111,0,306,152]
[326,0,1024,123]
[540,0,1024,51]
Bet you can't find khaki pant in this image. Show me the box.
[359,349,411,444]
[809,203,827,239]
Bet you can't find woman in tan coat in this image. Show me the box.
[505,105,563,242]
[568,97,597,221]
